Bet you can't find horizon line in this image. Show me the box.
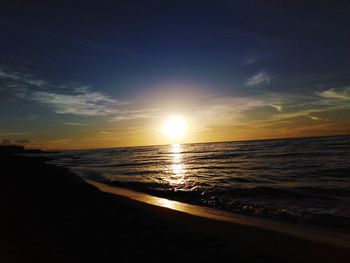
[54,133,350,152]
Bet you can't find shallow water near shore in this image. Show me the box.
[48,135,350,231]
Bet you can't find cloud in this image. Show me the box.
[245,72,270,86]
[31,89,127,117]
[63,122,91,126]
[192,96,275,124]
[108,108,160,121]
[318,87,350,100]
[244,53,271,65]
[191,87,350,132]
[269,104,283,112]
[0,69,45,87]
[0,68,160,121]
[99,131,112,135]
[31,89,159,121]
[0,68,48,98]
[307,115,324,121]
[0,68,46,90]
[2,67,350,132]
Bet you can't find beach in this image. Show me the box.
[1,155,349,263]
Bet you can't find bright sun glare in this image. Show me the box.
[163,116,187,140]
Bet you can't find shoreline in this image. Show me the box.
[1,155,349,262]
[86,179,350,249]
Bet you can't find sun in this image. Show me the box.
[163,116,187,140]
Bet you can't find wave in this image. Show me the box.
[49,135,350,231]
[99,179,350,228]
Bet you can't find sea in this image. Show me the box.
[48,135,350,232]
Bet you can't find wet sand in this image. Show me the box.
[87,180,350,249]
[1,155,349,262]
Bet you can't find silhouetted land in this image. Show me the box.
[0,145,49,155]
[1,154,349,262]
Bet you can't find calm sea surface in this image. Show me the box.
[49,136,350,231]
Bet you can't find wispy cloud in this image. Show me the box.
[245,72,270,86]
[0,69,46,87]
[63,122,91,126]
[307,115,325,121]
[99,131,112,135]
[0,68,159,121]
[269,104,283,112]
[194,96,266,121]
[31,89,127,117]
[2,67,350,138]
[191,88,350,132]
[109,108,160,121]
[318,87,350,100]
[31,89,159,121]
[0,68,47,98]
[244,53,271,65]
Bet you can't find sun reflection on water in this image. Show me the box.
[172,143,181,154]
[167,144,186,187]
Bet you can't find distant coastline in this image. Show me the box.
[0,144,57,155]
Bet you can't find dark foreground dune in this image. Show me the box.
[0,155,349,263]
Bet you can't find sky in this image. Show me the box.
[1,0,350,149]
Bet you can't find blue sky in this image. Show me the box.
[1,1,350,148]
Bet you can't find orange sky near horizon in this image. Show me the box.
[9,115,348,150]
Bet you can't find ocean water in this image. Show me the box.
[49,136,350,231]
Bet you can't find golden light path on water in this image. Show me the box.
[166,144,186,188]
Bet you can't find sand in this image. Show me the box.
[1,155,349,262]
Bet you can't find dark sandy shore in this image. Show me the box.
[1,155,349,263]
